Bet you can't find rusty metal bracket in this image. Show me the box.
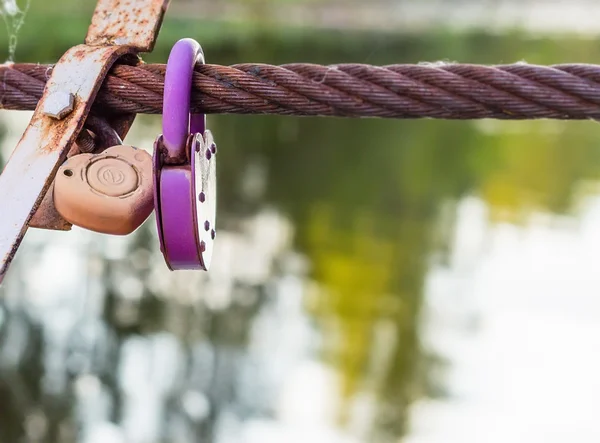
[0,0,170,284]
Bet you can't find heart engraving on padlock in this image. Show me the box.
[53,145,154,235]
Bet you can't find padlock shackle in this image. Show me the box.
[162,38,206,163]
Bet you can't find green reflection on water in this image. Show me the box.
[2,7,600,442]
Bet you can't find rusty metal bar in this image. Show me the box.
[0,0,170,284]
[86,0,169,52]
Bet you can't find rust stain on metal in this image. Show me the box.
[29,183,72,231]
[29,130,97,230]
[86,0,170,52]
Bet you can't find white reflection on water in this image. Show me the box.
[410,195,600,443]
[175,0,600,36]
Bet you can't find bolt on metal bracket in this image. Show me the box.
[42,91,75,120]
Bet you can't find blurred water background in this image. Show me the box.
[2,1,600,442]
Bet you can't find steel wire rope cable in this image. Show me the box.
[2,62,600,119]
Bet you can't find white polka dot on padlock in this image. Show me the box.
[53,145,154,235]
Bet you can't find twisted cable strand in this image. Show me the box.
[0,62,599,120]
